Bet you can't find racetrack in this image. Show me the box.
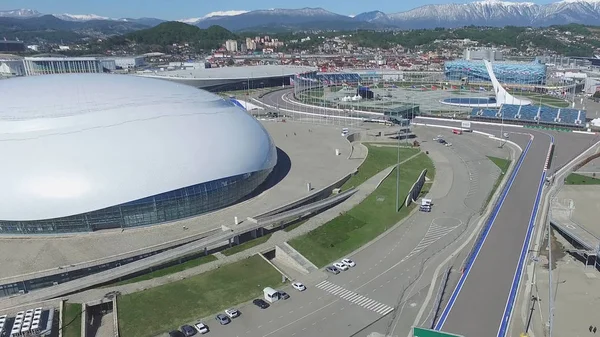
[414,117,596,337]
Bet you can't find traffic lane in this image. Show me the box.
[330,216,426,291]
[205,288,333,337]
[330,165,473,300]
[549,131,599,172]
[279,303,383,337]
[441,136,549,337]
[413,117,598,167]
[254,293,384,337]
[288,261,429,337]
[414,117,532,151]
[352,286,431,337]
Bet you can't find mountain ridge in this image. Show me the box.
[3,0,600,31]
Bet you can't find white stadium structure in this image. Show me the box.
[0,74,277,234]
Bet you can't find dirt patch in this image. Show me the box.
[539,228,567,270]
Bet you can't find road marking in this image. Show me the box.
[315,280,394,315]
[405,223,459,260]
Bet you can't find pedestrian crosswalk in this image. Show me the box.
[315,280,394,316]
[404,223,458,260]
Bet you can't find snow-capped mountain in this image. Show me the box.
[53,13,112,21]
[4,0,600,32]
[195,7,354,30]
[366,0,600,28]
[353,11,391,24]
[178,10,249,25]
[0,9,42,18]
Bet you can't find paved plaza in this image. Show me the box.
[0,121,361,281]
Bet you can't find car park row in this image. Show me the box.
[326,258,356,274]
[167,282,306,336]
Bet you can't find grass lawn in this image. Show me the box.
[484,156,512,209]
[565,172,600,185]
[108,255,217,287]
[62,302,82,337]
[342,145,420,191]
[221,234,272,256]
[289,152,435,267]
[118,255,283,337]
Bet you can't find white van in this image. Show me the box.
[263,287,280,303]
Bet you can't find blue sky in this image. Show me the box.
[2,0,558,20]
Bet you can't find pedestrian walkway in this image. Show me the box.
[315,280,394,316]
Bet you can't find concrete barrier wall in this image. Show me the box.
[81,303,87,337]
[256,173,352,219]
[273,245,310,274]
[258,253,291,281]
[58,300,64,337]
[112,297,119,337]
[0,227,218,286]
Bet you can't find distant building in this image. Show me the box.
[100,59,117,71]
[0,40,25,53]
[0,54,25,76]
[113,56,146,70]
[445,60,547,85]
[23,56,104,76]
[463,48,504,62]
[225,40,238,52]
[245,38,256,50]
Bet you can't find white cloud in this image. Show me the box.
[202,10,249,18]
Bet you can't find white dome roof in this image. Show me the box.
[0,74,277,221]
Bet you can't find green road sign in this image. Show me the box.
[413,327,465,337]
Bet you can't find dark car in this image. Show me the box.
[326,266,340,274]
[215,313,231,325]
[437,138,447,144]
[278,291,290,300]
[253,299,270,309]
[180,325,197,337]
[169,331,186,337]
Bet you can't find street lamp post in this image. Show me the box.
[395,110,401,213]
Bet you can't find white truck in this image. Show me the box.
[420,198,432,212]
[461,121,472,132]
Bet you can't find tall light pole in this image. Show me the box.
[395,110,401,213]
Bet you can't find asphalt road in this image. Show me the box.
[186,126,505,337]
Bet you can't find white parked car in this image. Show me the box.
[292,282,306,291]
[333,262,349,271]
[194,322,209,334]
[341,258,356,267]
[224,308,240,318]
